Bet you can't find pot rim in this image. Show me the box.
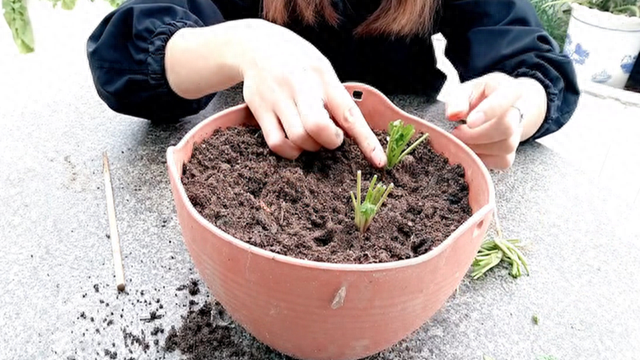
[166,82,496,272]
[570,3,640,32]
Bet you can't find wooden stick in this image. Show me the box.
[103,151,125,291]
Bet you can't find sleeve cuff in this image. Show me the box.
[148,19,204,86]
[144,19,214,122]
[511,68,562,142]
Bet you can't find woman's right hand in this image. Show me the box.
[237,20,386,167]
[166,19,386,168]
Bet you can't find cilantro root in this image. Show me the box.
[385,119,429,169]
[350,170,393,233]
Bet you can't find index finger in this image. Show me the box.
[323,80,387,168]
[445,79,484,121]
[466,82,522,129]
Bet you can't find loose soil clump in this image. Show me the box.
[182,126,472,264]
[164,299,293,360]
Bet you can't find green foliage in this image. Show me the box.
[2,0,34,53]
[542,0,640,16]
[531,0,640,52]
[3,0,123,54]
[531,0,572,49]
[49,0,79,10]
[103,0,124,8]
[472,214,529,279]
[472,237,529,279]
[385,120,429,170]
[350,171,393,233]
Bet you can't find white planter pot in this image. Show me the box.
[563,3,640,89]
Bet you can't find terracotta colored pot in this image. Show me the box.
[166,83,495,360]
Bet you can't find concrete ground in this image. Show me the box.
[1,3,640,360]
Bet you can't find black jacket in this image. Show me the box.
[86,0,580,141]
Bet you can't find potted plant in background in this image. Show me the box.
[539,0,640,89]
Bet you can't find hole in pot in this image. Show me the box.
[352,90,363,101]
[473,219,485,238]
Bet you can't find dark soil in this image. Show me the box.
[164,299,294,360]
[122,328,149,352]
[176,279,199,295]
[182,126,472,264]
[141,311,163,323]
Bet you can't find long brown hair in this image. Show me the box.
[262,0,440,38]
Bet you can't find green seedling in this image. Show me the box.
[385,119,429,169]
[350,170,394,233]
[471,212,529,279]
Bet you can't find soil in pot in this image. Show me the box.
[181,125,472,264]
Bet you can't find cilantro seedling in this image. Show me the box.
[350,170,394,233]
[471,212,529,279]
[385,119,429,169]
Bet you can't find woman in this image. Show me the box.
[86,0,580,169]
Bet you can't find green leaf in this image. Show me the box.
[531,0,572,49]
[2,0,34,53]
[471,213,529,280]
[385,119,428,169]
[351,171,393,233]
[104,0,125,8]
[61,0,77,10]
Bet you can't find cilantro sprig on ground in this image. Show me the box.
[472,213,529,279]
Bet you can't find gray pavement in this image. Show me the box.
[2,6,640,360]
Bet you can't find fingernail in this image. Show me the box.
[335,127,344,142]
[372,145,386,167]
[448,110,463,121]
[467,111,485,128]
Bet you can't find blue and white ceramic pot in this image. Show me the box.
[564,3,640,89]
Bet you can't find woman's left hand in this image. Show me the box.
[444,72,547,170]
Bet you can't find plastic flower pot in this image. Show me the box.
[166,82,496,360]
[564,3,640,89]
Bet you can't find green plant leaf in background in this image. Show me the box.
[531,0,572,49]
[61,0,78,10]
[104,0,124,8]
[3,0,122,54]
[48,0,78,10]
[531,0,640,50]
[2,0,34,53]
[540,0,639,16]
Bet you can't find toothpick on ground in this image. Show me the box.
[103,151,125,292]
